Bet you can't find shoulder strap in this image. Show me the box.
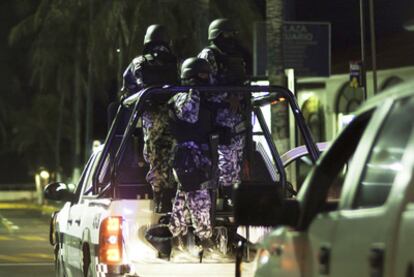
[206,45,222,58]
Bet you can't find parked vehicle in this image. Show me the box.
[44,85,320,277]
[236,81,414,277]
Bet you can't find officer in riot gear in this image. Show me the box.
[168,57,218,257]
[122,24,178,96]
[122,24,178,213]
[198,18,251,209]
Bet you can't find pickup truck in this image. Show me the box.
[235,80,414,277]
[44,85,320,277]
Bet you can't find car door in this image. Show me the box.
[295,103,386,277]
[328,96,414,277]
[393,140,414,277]
[252,106,380,277]
[64,149,101,275]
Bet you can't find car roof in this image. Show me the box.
[356,79,414,115]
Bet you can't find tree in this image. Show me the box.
[8,0,263,180]
[266,0,289,154]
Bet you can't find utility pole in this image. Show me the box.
[266,0,288,154]
[359,0,368,100]
[368,0,378,94]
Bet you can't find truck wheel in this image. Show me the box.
[55,245,65,277]
[82,244,93,277]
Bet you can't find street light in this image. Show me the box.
[403,19,414,31]
[35,168,50,205]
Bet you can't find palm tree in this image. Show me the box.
[8,0,264,180]
[9,0,90,179]
[266,0,284,83]
[266,0,288,153]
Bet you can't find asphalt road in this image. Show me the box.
[0,203,55,277]
[0,202,255,277]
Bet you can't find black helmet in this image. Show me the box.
[180,57,211,83]
[144,24,170,45]
[208,18,237,41]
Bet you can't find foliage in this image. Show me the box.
[7,0,263,180]
[10,92,72,171]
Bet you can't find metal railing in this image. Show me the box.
[94,85,320,198]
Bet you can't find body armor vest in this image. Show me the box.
[169,103,213,144]
[169,98,216,192]
[208,45,247,85]
[138,52,178,86]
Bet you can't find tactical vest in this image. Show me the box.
[208,45,247,85]
[168,103,214,144]
[169,99,216,192]
[139,52,178,86]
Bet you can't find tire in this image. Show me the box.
[82,244,94,277]
[55,245,65,277]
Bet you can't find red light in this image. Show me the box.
[99,217,123,265]
[106,217,121,232]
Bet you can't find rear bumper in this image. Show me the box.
[130,262,252,277]
[96,263,131,277]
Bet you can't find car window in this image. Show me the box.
[299,110,373,229]
[74,151,98,200]
[285,154,315,193]
[353,97,414,208]
[82,150,103,196]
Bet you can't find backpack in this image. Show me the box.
[207,45,247,85]
[132,52,179,106]
[139,52,178,86]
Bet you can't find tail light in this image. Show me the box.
[99,216,123,265]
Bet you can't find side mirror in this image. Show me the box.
[44,182,76,202]
[234,182,300,227]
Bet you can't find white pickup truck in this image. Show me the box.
[44,85,321,277]
[235,81,414,277]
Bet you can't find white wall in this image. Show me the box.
[296,66,414,142]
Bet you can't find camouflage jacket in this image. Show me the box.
[170,89,212,169]
[198,48,245,138]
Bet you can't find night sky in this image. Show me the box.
[293,0,414,71]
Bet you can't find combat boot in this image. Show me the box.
[171,234,186,252]
[153,191,163,213]
[197,237,217,262]
[160,188,176,213]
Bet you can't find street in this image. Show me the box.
[0,203,54,277]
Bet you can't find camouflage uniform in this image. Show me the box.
[168,90,213,240]
[122,47,177,195]
[142,108,176,193]
[198,48,246,189]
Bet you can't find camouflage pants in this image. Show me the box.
[218,135,245,187]
[169,189,212,240]
[142,109,176,193]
